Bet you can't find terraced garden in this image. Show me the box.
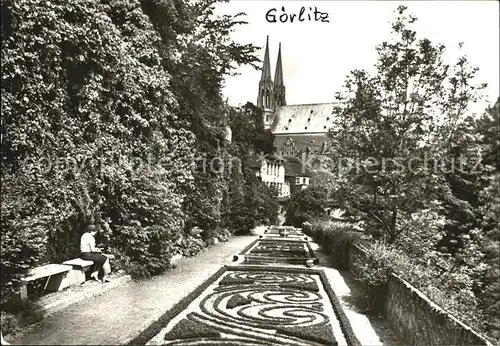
[137,227,360,346]
[239,239,319,265]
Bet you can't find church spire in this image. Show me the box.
[274,42,284,86]
[260,35,272,82]
[257,36,274,129]
[273,42,286,108]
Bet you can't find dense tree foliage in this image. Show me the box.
[2,0,194,284]
[321,6,499,340]
[475,101,500,340]
[225,102,279,233]
[229,102,274,156]
[285,186,332,227]
[329,6,486,243]
[0,0,274,319]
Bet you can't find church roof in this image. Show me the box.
[270,102,339,134]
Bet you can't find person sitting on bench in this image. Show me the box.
[79,225,111,283]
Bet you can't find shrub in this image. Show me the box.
[352,240,488,330]
[308,220,363,269]
[0,0,196,295]
[1,298,44,336]
[104,167,190,279]
[395,255,488,337]
[176,235,206,257]
[285,186,331,227]
[183,172,225,235]
[0,311,20,336]
[302,221,313,235]
[224,168,279,235]
[112,224,178,279]
[1,173,51,305]
[215,228,232,242]
[352,242,399,315]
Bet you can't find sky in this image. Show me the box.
[214,1,499,114]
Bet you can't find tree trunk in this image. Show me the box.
[388,208,398,244]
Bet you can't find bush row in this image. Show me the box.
[304,219,490,338]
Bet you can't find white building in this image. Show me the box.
[256,158,290,198]
[251,155,310,201]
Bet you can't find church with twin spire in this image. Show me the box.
[256,36,335,159]
[252,36,336,201]
[257,36,286,129]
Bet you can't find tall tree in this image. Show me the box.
[140,0,260,236]
[328,6,486,243]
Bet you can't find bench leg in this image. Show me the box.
[19,284,28,300]
[67,269,86,286]
[45,272,70,292]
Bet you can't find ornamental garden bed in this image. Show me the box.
[134,266,360,346]
[264,227,305,238]
[240,239,319,265]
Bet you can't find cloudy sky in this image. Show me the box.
[214,1,499,114]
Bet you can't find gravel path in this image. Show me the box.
[6,230,404,345]
[312,242,405,346]
[6,235,257,345]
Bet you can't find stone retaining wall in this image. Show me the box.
[346,243,492,346]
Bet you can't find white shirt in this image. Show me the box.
[80,232,96,253]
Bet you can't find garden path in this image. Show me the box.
[5,235,257,345]
[6,227,403,345]
[313,243,404,346]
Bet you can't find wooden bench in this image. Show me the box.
[63,254,115,286]
[19,264,72,300]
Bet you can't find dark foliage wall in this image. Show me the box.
[0,0,275,310]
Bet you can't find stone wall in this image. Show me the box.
[346,244,492,346]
